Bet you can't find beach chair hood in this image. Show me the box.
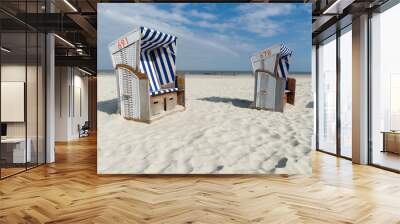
[251,43,292,79]
[139,27,177,93]
[278,44,292,78]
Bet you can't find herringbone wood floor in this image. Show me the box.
[1,135,400,224]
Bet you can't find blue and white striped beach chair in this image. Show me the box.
[109,26,185,122]
[250,43,296,112]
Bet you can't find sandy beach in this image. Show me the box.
[97,73,313,175]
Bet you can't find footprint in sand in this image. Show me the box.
[275,157,288,168]
[290,139,300,147]
[271,133,281,139]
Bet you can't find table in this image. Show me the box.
[1,138,31,163]
[381,131,400,154]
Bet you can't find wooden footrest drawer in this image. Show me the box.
[165,92,177,111]
[150,95,165,116]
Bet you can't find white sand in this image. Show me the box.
[97,73,313,175]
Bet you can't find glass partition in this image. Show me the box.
[317,35,337,154]
[370,3,400,171]
[1,31,28,177]
[27,31,38,169]
[38,32,46,165]
[339,26,352,158]
[0,1,46,179]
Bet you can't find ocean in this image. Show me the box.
[98,70,310,75]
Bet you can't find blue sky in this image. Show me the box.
[98,3,311,72]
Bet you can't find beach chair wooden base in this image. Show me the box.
[149,105,185,123]
[129,105,185,124]
[124,106,185,123]
[177,89,185,107]
[127,89,184,123]
[285,78,296,105]
[165,92,178,111]
[251,76,296,112]
[251,85,296,112]
[150,95,165,116]
[250,101,285,112]
[176,75,185,107]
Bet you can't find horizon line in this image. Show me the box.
[97,69,311,73]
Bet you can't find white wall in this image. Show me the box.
[55,67,89,141]
[55,66,70,141]
[71,72,89,138]
[1,82,25,122]
[1,64,26,82]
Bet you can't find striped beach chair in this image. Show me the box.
[109,26,185,122]
[250,43,296,112]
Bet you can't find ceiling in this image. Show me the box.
[0,0,97,73]
[311,0,391,43]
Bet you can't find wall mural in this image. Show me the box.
[97,3,313,174]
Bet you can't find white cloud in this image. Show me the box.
[236,4,294,17]
[188,10,216,20]
[195,20,233,30]
[102,5,245,57]
[235,4,294,37]
[101,4,294,42]
[98,4,307,71]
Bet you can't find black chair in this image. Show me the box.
[79,121,90,138]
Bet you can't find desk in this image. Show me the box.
[1,138,31,163]
[382,131,400,155]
